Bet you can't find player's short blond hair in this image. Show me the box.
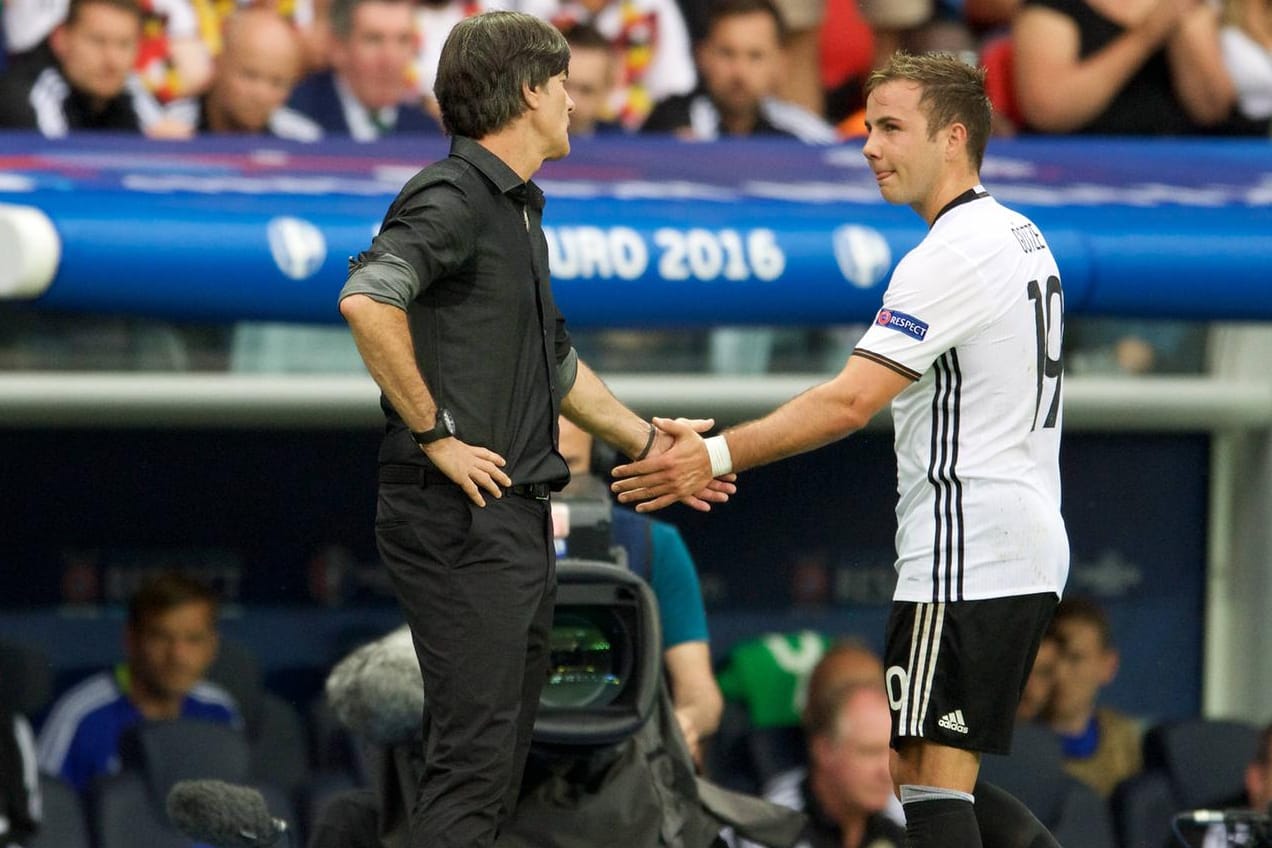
[866,50,991,172]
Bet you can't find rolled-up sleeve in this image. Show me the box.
[556,346,578,394]
[339,253,421,310]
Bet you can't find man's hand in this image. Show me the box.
[422,438,511,507]
[674,706,704,771]
[610,417,735,513]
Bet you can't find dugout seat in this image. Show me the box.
[27,774,90,848]
[0,639,53,717]
[1112,718,1261,848]
[207,637,311,796]
[92,717,294,848]
[980,721,1117,848]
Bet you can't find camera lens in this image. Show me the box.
[541,611,624,708]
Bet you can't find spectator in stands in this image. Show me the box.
[804,639,884,698]
[818,0,873,127]
[3,0,211,101]
[0,708,39,848]
[520,0,697,130]
[717,631,831,735]
[194,0,331,74]
[769,0,823,118]
[287,0,440,139]
[557,415,723,764]
[1065,319,1210,375]
[167,7,320,139]
[643,0,836,141]
[0,0,169,136]
[561,22,623,136]
[408,0,497,120]
[36,571,241,796]
[1044,596,1143,797]
[1219,0,1272,127]
[1011,0,1242,135]
[858,1,979,71]
[740,679,903,848]
[1016,628,1060,722]
[963,0,1023,31]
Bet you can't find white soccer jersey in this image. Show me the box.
[854,186,1069,603]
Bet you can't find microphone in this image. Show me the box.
[325,625,425,745]
[166,779,288,847]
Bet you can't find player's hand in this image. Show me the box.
[610,417,735,513]
[421,438,511,507]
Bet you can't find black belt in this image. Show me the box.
[378,465,551,501]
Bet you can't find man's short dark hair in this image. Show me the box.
[1050,595,1113,650]
[704,0,786,43]
[558,21,610,53]
[434,11,571,139]
[127,571,220,630]
[65,0,142,26]
[865,50,991,172]
[329,0,411,40]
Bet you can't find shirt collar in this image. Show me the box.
[931,184,989,227]
[450,135,545,210]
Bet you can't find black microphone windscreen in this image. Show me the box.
[166,779,286,847]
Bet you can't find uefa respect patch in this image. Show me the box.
[875,308,929,340]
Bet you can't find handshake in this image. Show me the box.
[608,417,739,514]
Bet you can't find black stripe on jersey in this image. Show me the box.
[948,352,966,600]
[853,348,921,381]
[927,352,965,602]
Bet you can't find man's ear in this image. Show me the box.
[49,24,69,62]
[523,80,541,111]
[1098,647,1120,686]
[945,121,968,161]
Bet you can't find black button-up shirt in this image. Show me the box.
[346,136,572,487]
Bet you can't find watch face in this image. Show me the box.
[441,409,455,433]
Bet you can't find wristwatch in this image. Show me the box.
[411,408,457,446]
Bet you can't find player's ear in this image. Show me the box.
[945,121,968,161]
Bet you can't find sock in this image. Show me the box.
[901,784,983,848]
[972,780,1062,848]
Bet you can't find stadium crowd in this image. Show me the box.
[1,0,1269,140]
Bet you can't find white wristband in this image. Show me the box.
[704,435,733,477]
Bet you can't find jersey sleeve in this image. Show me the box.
[854,242,991,380]
[649,520,709,648]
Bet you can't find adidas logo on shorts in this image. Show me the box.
[938,710,969,735]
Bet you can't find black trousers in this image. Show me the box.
[375,481,556,848]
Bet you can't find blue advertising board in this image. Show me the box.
[1,133,1269,325]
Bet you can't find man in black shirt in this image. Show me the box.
[338,12,732,848]
[0,0,156,136]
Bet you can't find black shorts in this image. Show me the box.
[884,592,1057,755]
